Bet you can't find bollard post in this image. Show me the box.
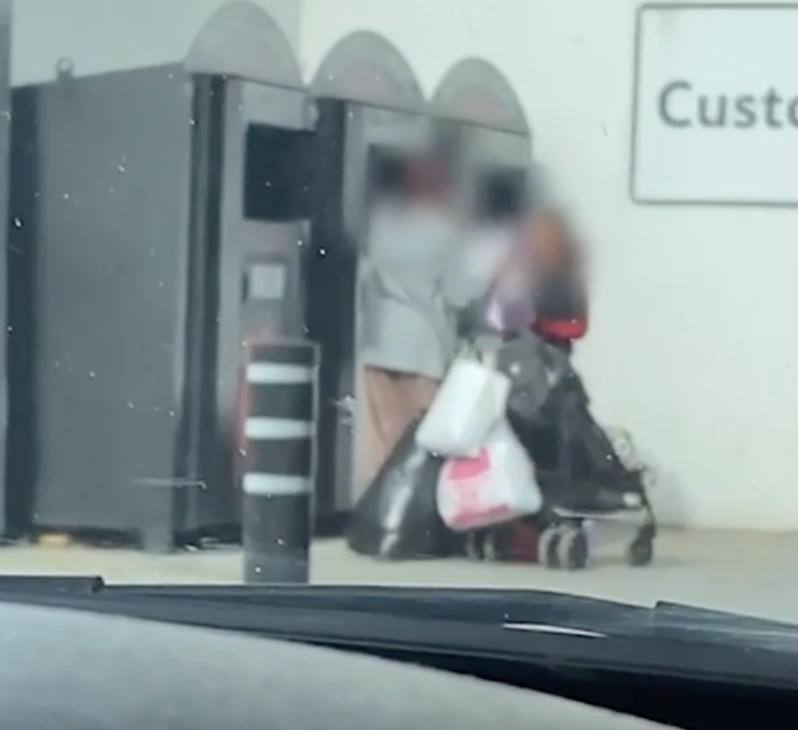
[241,340,319,584]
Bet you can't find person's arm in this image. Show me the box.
[441,229,513,310]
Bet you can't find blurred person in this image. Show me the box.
[460,204,588,349]
[358,152,460,483]
[451,203,591,483]
[524,208,589,354]
[450,176,531,341]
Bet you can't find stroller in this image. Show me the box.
[438,219,656,569]
[346,332,656,569]
[453,330,656,570]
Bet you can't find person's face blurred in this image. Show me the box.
[404,156,447,202]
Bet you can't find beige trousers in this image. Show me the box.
[361,366,440,486]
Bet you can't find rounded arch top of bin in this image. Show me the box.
[311,31,425,114]
[186,0,303,89]
[432,58,529,135]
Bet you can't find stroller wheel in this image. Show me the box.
[557,527,589,570]
[627,534,654,567]
[538,527,563,569]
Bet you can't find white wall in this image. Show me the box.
[298,0,798,530]
[11,0,798,530]
[11,0,301,86]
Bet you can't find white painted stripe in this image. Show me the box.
[245,418,312,440]
[246,363,313,384]
[243,473,311,496]
[502,623,605,638]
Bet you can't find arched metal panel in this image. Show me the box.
[432,57,529,135]
[186,0,302,88]
[311,31,425,113]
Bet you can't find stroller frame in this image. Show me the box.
[459,330,657,570]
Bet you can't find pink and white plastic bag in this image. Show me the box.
[436,421,543,532]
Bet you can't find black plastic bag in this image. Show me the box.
[496,332,569,427]
[346,416,458,560]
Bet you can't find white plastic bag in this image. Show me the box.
[415,358,510,457]
[436,420,543,531]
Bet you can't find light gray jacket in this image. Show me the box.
[359,201,462,380]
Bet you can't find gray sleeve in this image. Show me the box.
[441,239,501,310]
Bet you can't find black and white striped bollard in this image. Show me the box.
[242,341,318,584]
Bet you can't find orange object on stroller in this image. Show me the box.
[525,210,589,349]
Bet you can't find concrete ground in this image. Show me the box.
[1,527,797,624]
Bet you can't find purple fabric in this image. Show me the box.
[497,293,533,332]
[482,235,537,334]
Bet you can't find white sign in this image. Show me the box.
[632,5,798,204]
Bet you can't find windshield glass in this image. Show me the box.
[3,0,797,627]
